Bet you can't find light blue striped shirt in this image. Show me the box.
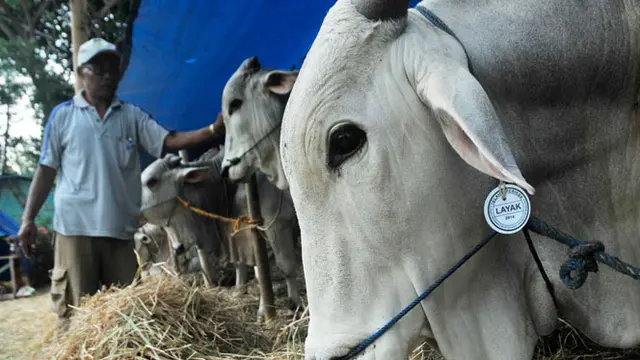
[39,90,170,240]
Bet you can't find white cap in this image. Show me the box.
[77,38,120,68]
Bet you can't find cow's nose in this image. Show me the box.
[221,164,230,179]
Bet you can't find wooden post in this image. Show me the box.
[0,256,17,300]
[70,0,89,93]
[2,104,10,175]
[9,255,16,299]
[246,174,276,321]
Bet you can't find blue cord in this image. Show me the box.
[335,230,498,359]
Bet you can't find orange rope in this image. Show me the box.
[176,196,263,233]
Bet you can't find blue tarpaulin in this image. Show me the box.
[118,0,420,166]
[0,175,55,231]
[0,210,17,282]
[0,210,19,238]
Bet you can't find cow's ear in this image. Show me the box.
[416,63,535,195]
[263,70,299,95]
[176,167,209,184]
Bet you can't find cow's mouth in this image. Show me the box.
[225,165,254,184]
[139,198,179,223]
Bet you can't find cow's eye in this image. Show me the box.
[146,177,158,188]
[327,122,366,170]
[229,99,243,115]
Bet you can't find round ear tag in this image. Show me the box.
[483,183,531,234]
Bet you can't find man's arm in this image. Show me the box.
[164,113,226,151]
[163,126,216,151]
[26,104,63,222]
[19,104,63,255]
[22,165,57,223]
[136,109,225,157]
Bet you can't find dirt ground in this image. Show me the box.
[0,288,55,360]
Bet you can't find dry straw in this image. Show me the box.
[40,265,307,360]
[39,264,640,360]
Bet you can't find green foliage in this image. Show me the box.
[4,136,42,175]
[0,0,140,174]
[0,72,26,107]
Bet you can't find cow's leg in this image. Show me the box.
[253,265,268,322]
[235,263,248,287]
[196,247,215,287]
[265,227,302,310]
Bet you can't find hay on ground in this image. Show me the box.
[41,267,307,360]
[39,265,640,360]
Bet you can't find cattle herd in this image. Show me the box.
[134,0,640,359]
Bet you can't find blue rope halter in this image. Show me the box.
[336,214,640,359]
[334,6,640,359]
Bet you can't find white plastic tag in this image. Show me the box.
[483,183,531,234]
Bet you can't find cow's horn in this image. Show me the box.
[166,155,182,168]
[353,0,409,21]
[243,56,261,71]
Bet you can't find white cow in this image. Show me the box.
[134,222,206,279]
[140,148,303,314]
[134,223,172,278]
[278,0,640,359]
[218,56,305,314]
[221,56,298,190]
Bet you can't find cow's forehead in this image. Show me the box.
[141,159,169,182]
[222,64,271,105]
[222,70,246,104]
[283,1,406,138]
[282,1,406,180]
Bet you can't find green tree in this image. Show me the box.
[0,70,27,174]
[0,0,140,174]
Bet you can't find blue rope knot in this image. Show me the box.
[559,241,605,289]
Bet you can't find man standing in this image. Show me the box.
[16,38,224,330]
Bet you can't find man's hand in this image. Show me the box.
[212,112,225,137]
[20,164,56,257]
[18,219,37,257]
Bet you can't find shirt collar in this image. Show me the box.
[73,89,123,109]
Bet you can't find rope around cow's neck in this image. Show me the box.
[336,214,640,359]
[256,189,284,233]
[175,196,263,235]
[176,191,283,237]
[333,6,640,358]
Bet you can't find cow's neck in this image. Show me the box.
[256,136,289,191]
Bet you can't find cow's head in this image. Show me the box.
[134,223,172,277]
[140,150,232,263]
[280,0,535,358]
[220,56,298,190]
[140,153,211,224]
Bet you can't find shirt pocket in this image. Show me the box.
[117,133,138,170]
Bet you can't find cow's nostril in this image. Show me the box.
[221,165,230,179]
[175,244,185,255]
